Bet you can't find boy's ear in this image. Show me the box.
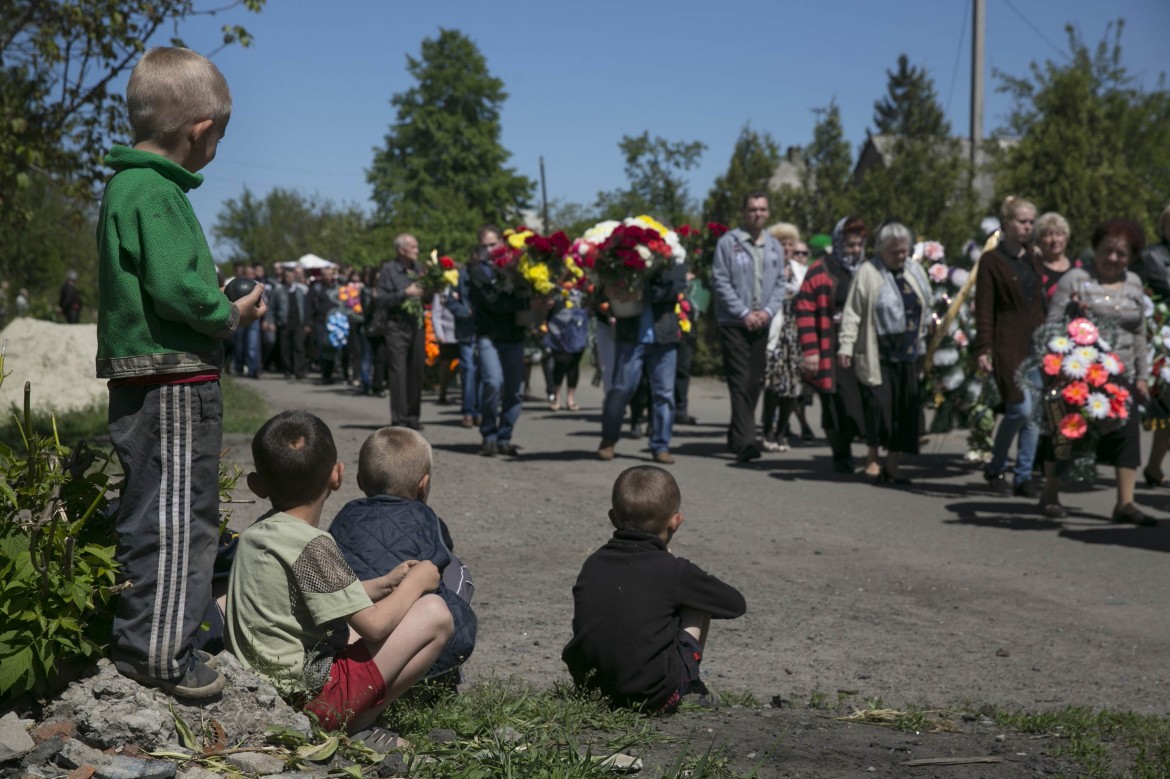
[329,462,344,492]
[355,471,365,494]
[607,508,620,529]
[246,471,268,499]
[666,511,684,534]
[418,473,431,502]
[189,118,215,143]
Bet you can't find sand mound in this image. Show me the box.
[0,318,107,414]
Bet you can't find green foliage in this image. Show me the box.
[994,706,1170,778]
[991,20,1170,246]
[873,54,951,137]
[213,187,380,268]
[773,101,854,237]
[0,375,119,700]
[702,126,781,229]
[595,132,706,228]
[368,28,534,256]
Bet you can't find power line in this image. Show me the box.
[945,0,971,118]
[999,0,1071,62]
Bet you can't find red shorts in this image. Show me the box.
[303,642,387,731]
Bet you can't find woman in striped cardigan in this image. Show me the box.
[796,216,875,475]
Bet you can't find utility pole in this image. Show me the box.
[539,156,550,232]
[970,0,985,176]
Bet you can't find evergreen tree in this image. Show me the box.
[992,21,1170,247]
[594,132,705,228]
[873,54,950,138]
[773,101,854,236]
[367,29,534,255]
[702,126,781,228]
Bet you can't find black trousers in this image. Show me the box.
[368,334,388,391]
[279,324,307,378]
[719,325,769,453]
[675,332,696,416]
[385,320,424,426]
[550,351,582,391]
[108,381,221,681]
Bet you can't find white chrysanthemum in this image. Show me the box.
[1073,345,1099,363]
[966,379,983,400]
[1062,355,1088,379]
[1161,364,1170,384]
[950,268,970,288]
[635,244,651,261]
[1097,337,1111,352]
[1101,353,1123,375]
[943,369,966,391]
[980,216,1001,235]
[1143,295,1155,318]
[665,231,686,264]
[933,347,960,367]
[1047,335,1073,354]
[1160,326,1170,345]
[582,220,619,245]
[1085,392,1111,420]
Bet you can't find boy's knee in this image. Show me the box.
[416,594,454,640]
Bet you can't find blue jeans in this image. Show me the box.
[233,320,261,377]
[989,386,1039,483]
[459,340,479,416]
[602,341,678,454]
[358,329,372,388]
[477,338,525,444]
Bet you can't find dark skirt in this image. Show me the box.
[819,361,866,439]
[859,360,921,454]
[1039,412,1140,470]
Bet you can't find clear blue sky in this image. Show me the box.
[157,0,1169,257]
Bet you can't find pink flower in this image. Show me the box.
[1059,413,1088,440]
[1068,318,1099,346]
[927,263,949,284]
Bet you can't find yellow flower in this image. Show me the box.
[680,318,692,333]
[636,214,669,237]
[443,269,460,287]
[505,228,533,250]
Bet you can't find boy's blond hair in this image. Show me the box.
[127,47,232,144]
[610,466,681,534]
[358,427,433,499]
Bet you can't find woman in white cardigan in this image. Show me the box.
[838,222,932,484]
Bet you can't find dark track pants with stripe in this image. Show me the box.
[108,381,222,681]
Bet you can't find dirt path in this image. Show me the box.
[223,372,1169,774]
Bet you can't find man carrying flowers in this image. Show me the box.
[376,233,426,430]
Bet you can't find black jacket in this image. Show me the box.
[468,262,530,343]
[613,263,687,345]
[561,529,746,710]
[376,259,420,328]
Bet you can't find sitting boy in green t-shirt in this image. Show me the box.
[225,410,453,733]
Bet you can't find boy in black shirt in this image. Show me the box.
[562,466,746,712]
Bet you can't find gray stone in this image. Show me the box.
[94,756,177,779]
[176,768,221,779]
[19,736,67,769]
[225,751,286,775]
[20,767,54,779]
[0,711,36,762]
[44,659,311,752]
[54,738,110,770]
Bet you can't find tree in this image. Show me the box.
[213,187,380,268]
[702,126,781,228]
[854,57,973,252]
[594,132,706,228]
[991,21,1170,247]
[773,100,854,236]
[367,28,533,255]
[873,54,950,138]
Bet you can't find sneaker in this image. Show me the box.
[676,414,698,426]
[1013,480,1039,498]
[761,436,781,453]
[984,470,1011,496]
[116,657,226,700]
[498,443,519,456]
[680,679,720,710]
[653,450,675,465]
[1111,503,1157,526]
[776,436,790,453]
[460,416,475,428]
[480,440,498,457]
[598,440,617,461]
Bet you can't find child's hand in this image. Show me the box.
[386,560,420,589]
[404,560,441,592]
[236,285,267,327]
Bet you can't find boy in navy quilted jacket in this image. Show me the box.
[330,427,476,680]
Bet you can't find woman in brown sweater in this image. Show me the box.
[973,197,1046,497]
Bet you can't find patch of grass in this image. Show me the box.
[382,675,755,778]
[718,689,761,709]
[994,706,1170,778]
[0,376,269,449]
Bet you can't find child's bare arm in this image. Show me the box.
[349,560,440,642]
[361,560,420,602]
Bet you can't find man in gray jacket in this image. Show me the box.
[712,191,786,462]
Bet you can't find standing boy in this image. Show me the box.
[226,411,452,733]
[562,466,746,712]
[97,47,266,697]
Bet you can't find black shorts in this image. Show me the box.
[656,632,703,713]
